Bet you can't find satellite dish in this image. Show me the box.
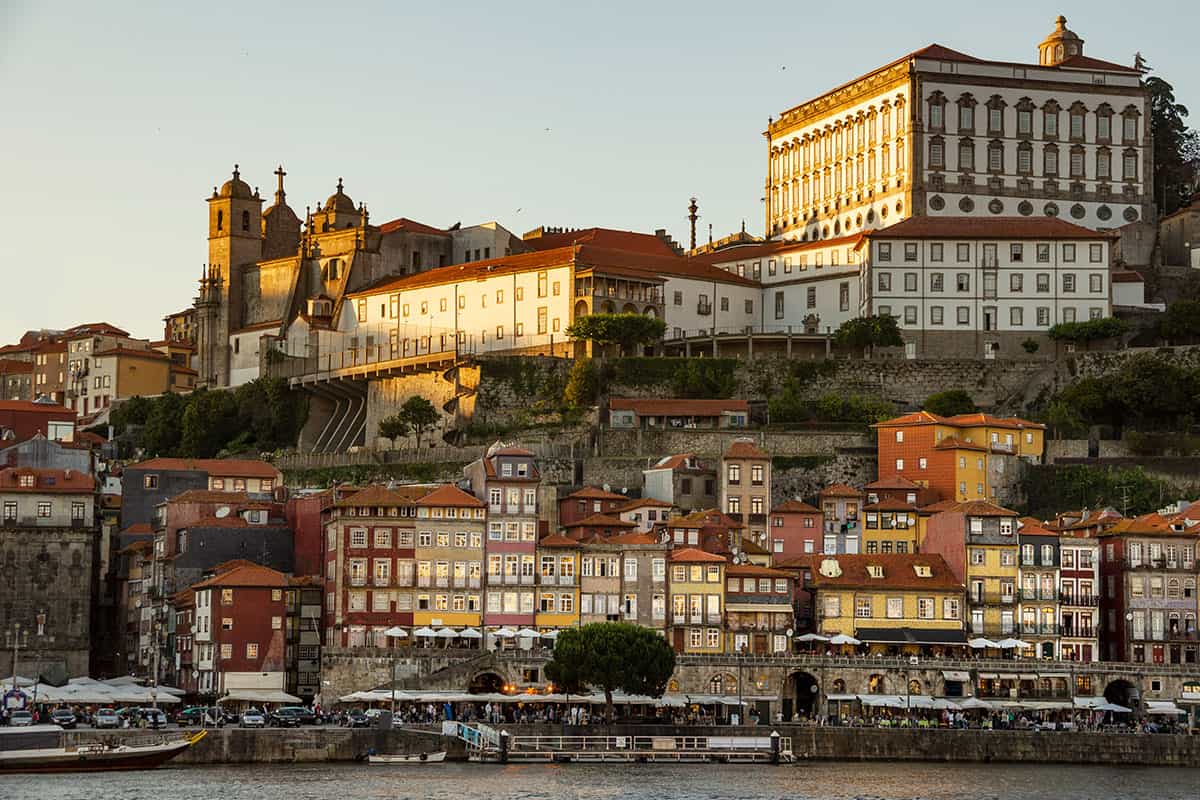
[215,506,231,518]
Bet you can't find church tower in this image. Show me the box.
[262,165,301,260]
[1038,15,1085,66]
[198,165,264,387]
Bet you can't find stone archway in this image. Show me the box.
[622,303,638,314]
[785,671,820,720]
[1104,678,1138,709]
[469,672,505,694]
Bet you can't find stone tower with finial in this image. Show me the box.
[262,165,301,260]
[687,197,700,251]
[201,164,264,387]
[1038,15,1084,66]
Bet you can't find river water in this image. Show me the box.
[3,762,1199,800]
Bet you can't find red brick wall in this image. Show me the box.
[769,511,823,560]
[557,496,625,526]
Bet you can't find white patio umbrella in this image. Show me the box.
[413,627,438,638]
[459,628,483,639]
[435,627,459,639]
[540,630,560,640]
[796,633,830,642]
[383,626,409,639]
[516,628,540,639]
[1095,702,1132,713]
[968,637,1000,649]
[996,638,1031,650]
[492,627,517,639]
[959,697,994,710]
[829,633,861,646]
[931,698,962,711]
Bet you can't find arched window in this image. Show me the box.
[1069,102,1088,141]
[1043,143,1060,177]
[1015,97,1035,137]
[832,678,846,693]
[1096,146,1111,180]
[957,138,974,172]
[216,210,224,232]
[241,210,250,231]
[1043,101,1061,140]
[908,679,922,695]
[956,94,976,133]
[987,140,1004,172]
[928,136,944,170]
[868,674,886,694]
[1017,141,1033,175]
[986,95,1006,136]
[1122,148,1138,181]
[1095,104,1114,142]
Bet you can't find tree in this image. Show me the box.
[1047,317,1129,345]
[563,358,600,408]
[924,390,976,417]
[141,391,186,456]
[398,395,440,448]
[377,414,409,448]
[832,315,904,358]
[544,622,676,722]
[565,313,666,356]
[1159,300,1200,343]
[180,388,240,458]
[1146,75,1200,216]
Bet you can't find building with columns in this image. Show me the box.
[764,16,1152,242]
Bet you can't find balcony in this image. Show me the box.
[689,614,702,625]
[1060,594,1099,607]
[696,303,712,316]
[435,577,449,588]
[706,614,723,624]
[1016,624,1062,636]
[453,577,466,589]
[349,576,366,587]
[520,575,535,586]
[1060,627,1096,639]
[417,576,432,588]
[1020,589,1057,602]
[971,593,1016,606]
[559,575,576,586]
[469,577,481,589]
[489,504,502,515]
[373,577,390,587]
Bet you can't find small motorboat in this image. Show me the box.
[0,726,206,773]
[368,750,447,765]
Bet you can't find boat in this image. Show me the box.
[368,750,447,765]
[0,725,206,773]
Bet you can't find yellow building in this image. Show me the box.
[861,500,919,554]
[923,501,1020,639]
[535,535,580,631]
[668,547,726,654]
[806,553,965,653]
[413,484,486,631]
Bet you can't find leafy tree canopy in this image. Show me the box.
[1159,300,1200,342]
[924,389,976,417]
[565,313,666,354]
[398,395,440,448]
[1146,75,1200,216]
[833,315,904,352]
[544,623,676,720]
[378,414,410,446]
[1047,317,1129,342]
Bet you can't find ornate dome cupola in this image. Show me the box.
[217,164,254,199]
[1038,15,1084,66]
[262,165,301,259]
[312,177,360,232]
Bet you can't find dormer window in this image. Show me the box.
[914,564,932,578]
[18,474,35,488]
[867,565,884,578]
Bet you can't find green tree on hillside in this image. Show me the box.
[378,414,410,448]
[924,390,976,417]
[566,313,666,356]
[1146,74,1199,215]
[833,315,903,358]
[545,623,676,722]
[398,396,440,449]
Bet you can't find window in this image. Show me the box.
[1123,115,1137,142]
[1089,274,1103,293]
[143,474,159,489]
[878,243,892,262]
[956,273,969,292]
[930,306,944,325]
[1044,106,1058,138]
[904,306,917,324]
[1010,307,1023,326]
[903,272,918,292]
[1010,273,1023,292]
[1017,143,1032,174]
[1063,274,1076,293]
[806,287,816,309]
[774,291,784,320]
[958,138,974,170]
[1123,149,1138,180]
[878,272,892,292]
[930,272,944,292]
[959,103,974,132]
[1044,145,1058,176]
[988,140,1003,171]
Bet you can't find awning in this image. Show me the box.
[941,670,971,682]
[977,673,999,680]
[220,689,301,704]
[859,695,907,708]
[855,627,968,646]
[998,673,1020,681]
[1018,673,1038,681]
[1038,672,1069,679]
[1023,700,1072,710]
[1179,692,1200,704]
[1146,701,1185,716]
[825,694,858,702]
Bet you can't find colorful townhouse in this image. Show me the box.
[861,499,919,554]
[614,496,675,533]
[799,553,966,653]
[719,438,772,546]
[413,484,486,635]
[464,445,541,634]
[668,547,726,654]
[534,534,580,632]
[724,564,796,655]
[557,486,629,527]
[1017,517,1061,659]
[873,412,1045,505]
[818,484,863,554]
[767,499,823,560]
[922,501,1020,639]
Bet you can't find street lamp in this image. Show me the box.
[5,623,30,694]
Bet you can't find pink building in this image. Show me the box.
[768,500,823,561]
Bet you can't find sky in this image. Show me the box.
[1,0,1196,344]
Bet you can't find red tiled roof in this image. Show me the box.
[862,499,919,512]
[121,522,154,535]
[1099,513,1198,538]
[522,227,677,257]
[0,467,92,493]
[416,484,485,507]
[609,398,749,416]
[726,564,794,579]
[491,445,534,456]
[866,216,1112,241]
[873,411,944,428]
[647,453,706,471]
[804,553,961,591]
[615,497,674,512]
[604,531,663,546]
[1112,270,1145,284]
[537,534,580,548]
[918,499,960,515]
[231,320,283,334]
[563,513,636,529]
[1056,54,1141,74]
[1018,517,1056,536]
[93,346,169,361]
[127,458,280,479]
[165,490,251,505]
[0,359,33,374]
[687,233,865,267]
[186,515,250,529]
[193,562,288,588]
[564,486,629,501]
[64,322,130,338]
[670,547,727,563]
[934,436,988,452]
[377,217,449,237]
[941,413,1046,431]
[725,439,769,459]
[819,483,861,497]
[865,476,921,490]
[771,499,820,514]
[334,484,428,508]
[951,500,1019,517]
[0,399,74,415]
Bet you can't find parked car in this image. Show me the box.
[341,710,370,728]
[277,706,317,725]
[176,706,222,727]
[240,708,267,729]
[8,710,34,727]
[219,708,241,726]
[93,708,121,729]
[49,708,77,729]
[139,708,168,730]
[269,708,302,728]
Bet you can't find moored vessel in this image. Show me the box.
[0,725,206,773]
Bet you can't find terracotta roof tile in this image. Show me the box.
[377,217,449,237]
[335,484,429,508]
[615,497,674,512]
[603,531,664,546]
[522,227,677,257]
[934,436,988,452]
[537,534,580,548]
[563,513,636,529]
[862,499,919,512]
[127,458,280,479]
[0,467,93,493]
[166,490,251,505]
[819,483,861,498]
[865,476,921,490]
[771,499,820,514]
[950,500,1019,517]
[564,486,629,501]
[647,453,706,472]
[669,547,728,563]
[416,484,485,507]
[724,439,769,459]
[726,564,795,579]
[867,216,1112,241]
[802,553,961,591]
[193,562,288,588]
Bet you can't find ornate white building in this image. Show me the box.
[765,16,1152,241]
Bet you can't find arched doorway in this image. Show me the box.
[784,671,819,720]
[622,303,638,314]
[469,672,504,694]
[1104,679,1138,709]
[574,300,589,318]
[601,300,616,313]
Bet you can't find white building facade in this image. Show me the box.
[765,17,1152,241]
